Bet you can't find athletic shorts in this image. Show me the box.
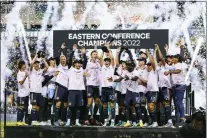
[87,85,100,99]
[30,92,42,106]
[101,87,114,103]
[124,90,134,106]
[54,84,69,102]
[146,91,158,103]
[17,96,29,107]
[116,91,125,106]
[159,87,171,102]
[68,90,84,107]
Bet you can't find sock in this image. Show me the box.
[67,119,71,124]
[76,119,79,124]
[132,113,137,123]
[67,107,72,119]
[168,119,172,123]
[39,107,44,122]
[135,106,141,121]
[47,103,52,120]
[17,107,24,122]
[165,106,172,122]
[140,106,148,123]
[93,104,98,117]
[76,107,80,119]
[55,107,60,121]
[156,110,161,125]
[149,111,157,122]
[178,103,185,119]
[103,107,108,120]
[62,108,67,122]
[125,106,130,121]
[111,107,115,120]
[31,109,37,121]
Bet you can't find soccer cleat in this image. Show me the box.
[120,122,126,127]
[58,120,64,126]
[47,120,52,126]
[16,122,23,126]
[22,122,28,126]
[54,121,59,126]
[163,122,174,128]
[115,121,122,126]
[178,119,186,128]
[103,119,109,127]
[65,121,71,127]
[39,121,47,126]
[143,123,148,127]
[123,122,131,127]
[31,121,40,126]
[132,122,138,127]
[110,120,115,127]
[148,122,158,128]
[139,121,144,128]
[75,122,82,127]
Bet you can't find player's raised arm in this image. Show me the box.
[68,44,77,69]
[81,47,87,69]
[116,47,121,67]
[146,49,156,71]
[157,44,166,66]
[99,51,104,67]
[30,53,38,70]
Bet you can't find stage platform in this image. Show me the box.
[4,126,197,138]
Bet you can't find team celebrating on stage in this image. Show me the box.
[16,41,187,128]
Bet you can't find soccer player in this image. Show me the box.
[46,57,58,125]
[135,58,149,127]
[164,54,186,127]
[16,60,29,126]
[30,53,48,126]
[39,71,59,126]
[145,49,159,127]
[65,47,87,126]
[100,47,115,127]
[114,47,129,126]
[84,50,102,125]
[154,44,173,127]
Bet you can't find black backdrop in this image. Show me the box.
[53,30,168,57]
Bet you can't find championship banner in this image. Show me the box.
[53,30,168,56]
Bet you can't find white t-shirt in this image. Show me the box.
[85,60,101,86]
[171,63,185,85]
[136,67,148,93]
[68,67,85,90]
[115,66,129,94]
[146,70,159,92]
[46,66,57,89]
[30,68,44,93]
[17,71,30,97]
[156,65,172,88]
[125,70,139,93]
[100,65,115,87]
[56,64,69,88]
